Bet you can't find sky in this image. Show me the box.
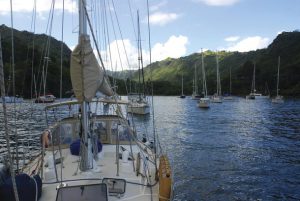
[0,0,299,71]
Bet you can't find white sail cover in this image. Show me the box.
[71,35,113,102]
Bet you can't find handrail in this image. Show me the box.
[44,98,128,110]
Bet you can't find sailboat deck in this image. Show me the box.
[40,145,158,201]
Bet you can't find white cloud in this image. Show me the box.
[223,36,270,52]
[194,0,240,6]
[150,0,168,12]
[152,35,188,61]
[0,0,76,15]
[101,39,138,72]
[148,12,179,26]
[101,35,188,71]
[225,36,240,42]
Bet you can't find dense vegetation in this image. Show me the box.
[130,31,300,97]
[1,24,299,98]
[0,24,72,98]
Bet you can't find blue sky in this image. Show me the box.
[0,0,299,70]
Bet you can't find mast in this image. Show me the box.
[181,73,184,96]
[79,0,92,171]
[251,63,256,94]
[229,66,232,95]
[194,64,198,94]
[216,52,221,96]
[137,10,145,99]
[277,56,280,96]
[137,12,141,99]
[201,48,207,97]
[253,63,256,93]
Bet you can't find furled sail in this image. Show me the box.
[71,35,113,102]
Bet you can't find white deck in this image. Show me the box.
[40,145,158,201]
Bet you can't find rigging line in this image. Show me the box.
[137,11,143,97]
[82,1,140,155]
[1,29,20,201]
[111,0,133,70]
[10,0,20,173]
[94,0,101,47]
[106,0,125,72]
[105,0,132,102]
[30,0,37,101]
[21,1,37,157]
[96,1,103,51]
[82,0,105,72]
[36,0,54,98]
[137,11,141,96]
[104,0,129,95]
[99,1,106,58]
[43,0,56,97]
[137,12,146,97]
[81,0,124,122]
[102,0,114,73]
[147,0,159,159]
[90,0,98,51]
[58,0,65,186]
[46,0,59,182]
[20,0,37,97]
[127,0,137,41]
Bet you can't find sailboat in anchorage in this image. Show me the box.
[272,56,284,103]
[264,82,270,98]
[179,72,186,98]
[127,11,150,115]
[211,52,222,103]
[198,49,210,108]
[246,63,256,99]
[0,1,172,201]
[191,64,201,99]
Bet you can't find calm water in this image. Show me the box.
[150,96,300,201]
[1,97,300,200]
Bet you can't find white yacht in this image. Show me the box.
[198,49,210,108]
[192,64,201,100]
[211,53,222,103]
[272,56,284,103]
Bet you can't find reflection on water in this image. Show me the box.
[1,97,300,200]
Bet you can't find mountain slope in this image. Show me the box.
[130,31,300,97]
[1,24,299,97]
[0,24,72,98]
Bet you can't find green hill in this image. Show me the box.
[1,24,299,98]
[131,31,300,97]
[0,24,72,98]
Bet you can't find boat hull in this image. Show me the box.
[128,104,150,114]
[198,98,210,108]
[246,95,255,99]
[35,95,56,103]
[211,96,222,103]
[0,96,23,103]
[272,96,284,103]
[35,99,55,103]
[223,96,233,100]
